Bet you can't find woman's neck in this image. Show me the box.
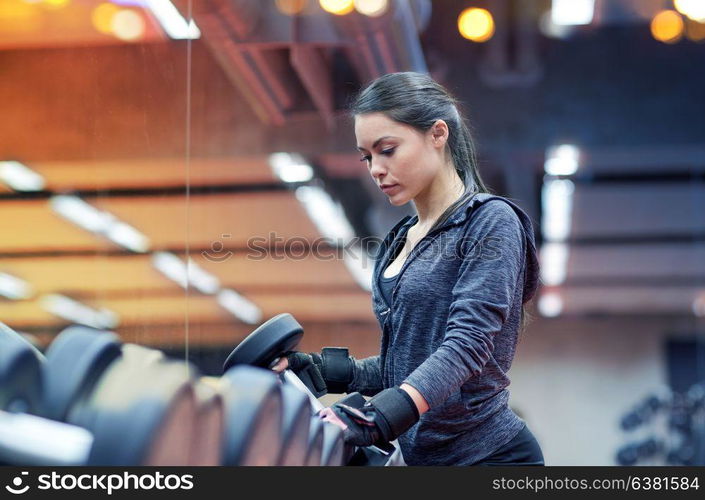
[412,166,465,229]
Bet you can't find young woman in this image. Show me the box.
[276,72,543,466]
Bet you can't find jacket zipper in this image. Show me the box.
[376,194,483,387]
[379,221,448,386]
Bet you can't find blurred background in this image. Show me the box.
[0,0,704,465]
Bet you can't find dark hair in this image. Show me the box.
[351,72,534,333]
[350,71,490,234]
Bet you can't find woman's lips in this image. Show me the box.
[381,184,399,194]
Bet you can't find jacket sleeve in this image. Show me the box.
[403,201,526,409]
[347,355,384,396]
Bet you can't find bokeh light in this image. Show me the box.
[538,292,564,318]
[686,18,705,41]
[43,0,70,8]
[457,7,495,42]
[275,0,308,16]
[353,0,388,18]
[1,1,37,18]
[111,9,146,41]
[92,3,120,34]
[674,0,705,23]
[319,0,354,16]
[651,10,685,44]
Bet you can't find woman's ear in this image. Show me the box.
[430,119,449,148]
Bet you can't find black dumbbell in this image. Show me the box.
[223,313,397,466]
[0,325,194,466]
[41,326,122,422]
[0,332,43,415]
[0,324,282,466]
[72,334,285,466]
[278,384,312,465]
[211,366,285,466]
[190,380,225,465]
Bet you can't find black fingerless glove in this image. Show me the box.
[286,347,354,396]
[330,386,420,447]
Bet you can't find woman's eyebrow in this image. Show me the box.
[356,136,398,151]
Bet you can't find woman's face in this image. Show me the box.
[355,112,446,206]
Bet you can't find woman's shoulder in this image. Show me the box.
[464,193,524,227]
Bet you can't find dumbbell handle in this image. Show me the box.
[282,369,324,412]
[0,410,92,466]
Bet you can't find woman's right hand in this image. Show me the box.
[272,348,354,396]
[271,356,289,373]
[274,351,328,397]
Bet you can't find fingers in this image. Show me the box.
[271,357,289,373]
[318,407,348,431]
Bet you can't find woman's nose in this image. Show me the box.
[369,158,386,180]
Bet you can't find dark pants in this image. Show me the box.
[472,424,545,466]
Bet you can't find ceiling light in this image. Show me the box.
[674,0,705,22]
[295,186,355,243]
[538,292,563,318]
[0,273,34,300]
[457,7,495,42]
[144,0,200,39]
[651,10,685,43]
[105,221,150,253]
[0,161,46,192]
[40,294,119,329]
[111,9,146,41]
[217,289,262,324]
[319,0,354,15]
[551,0,595,26]
[152,252,188,289]
[541,179,574,242]
[354,0,388,18]
[269,153,314,183]
[187,258,220,294]
[539,243,569,286]
[545,144,580,176]
[50,195,114,233]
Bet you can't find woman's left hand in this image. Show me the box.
[319,386,421,447]
[318,407,348,430]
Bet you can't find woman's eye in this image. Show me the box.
[381,148,395,156]
[359,155,371,163]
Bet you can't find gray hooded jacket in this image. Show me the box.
[348,193,540,465]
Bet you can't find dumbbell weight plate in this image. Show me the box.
[76,343,169,412]
[0,336,42,414]
[140,363,197,466]
[42,326,122,422]
[83,360,196,466]
[0,410,93,466]
[121,343,165,366]
[80,355,197,466]
[0,322,45,362]
[223,313,303,370]
[321,423,345,466]
[189,381,224,466]
[305,417,325,466]
[278,384,312,466]
[221,366,283,466]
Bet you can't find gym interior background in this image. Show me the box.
[0,0,704,465]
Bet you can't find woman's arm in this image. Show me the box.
[400,383,430,415]
[403,200,526,410]
[347,355,384,396]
